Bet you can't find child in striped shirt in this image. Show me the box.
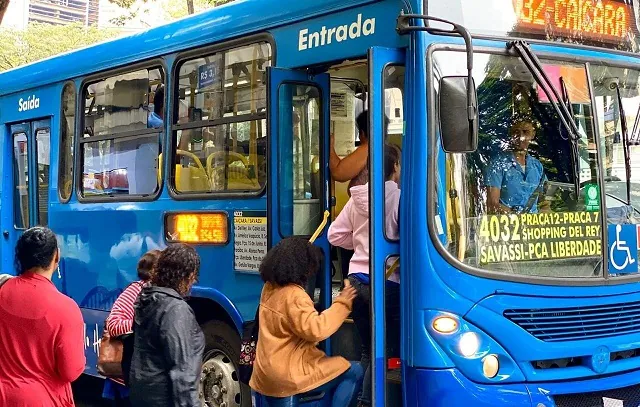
[102,249,161,407]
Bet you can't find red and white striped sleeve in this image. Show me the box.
[106,282,143,338]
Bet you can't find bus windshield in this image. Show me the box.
[427,0,640,52]
[433,51,606,278]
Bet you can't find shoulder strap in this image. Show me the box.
[0,274,13,290]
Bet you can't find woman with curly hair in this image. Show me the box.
[0,227,85,407]
[128,244,204,407]
[250,237,362,407]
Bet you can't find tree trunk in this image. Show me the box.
[186,0,194,14]
[0,0,10,25]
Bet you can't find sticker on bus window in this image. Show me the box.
[607,224,638,275]
[584,183,600,212]
[476,212,602,265]
[198,63,219,90]
[234,210,267,273]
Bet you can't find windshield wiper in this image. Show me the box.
[630,102,640,145]
[612,81,633,205]
[560,77,581,195]
[507,41,581,141]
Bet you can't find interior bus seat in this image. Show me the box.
[207,151,260,191]
[158,151,210,192]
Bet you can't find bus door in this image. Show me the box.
[3,120,53,279]
[266,67,332,316]
[368,46,406,406]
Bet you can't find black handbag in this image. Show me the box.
[238,307,259,385]
[120,332,134,386]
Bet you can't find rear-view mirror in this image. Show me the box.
[438,76,478,153]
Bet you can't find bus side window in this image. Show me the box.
[383,65,405,242]
[13,133,29,229]
[59,83,75,203]
[36,129,50,226]
[172,42,271,194]
[279,84,323,236]
[80,67,164,199]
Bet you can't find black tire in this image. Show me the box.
[200,320,251,407]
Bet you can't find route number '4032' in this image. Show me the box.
[478,215,522,243]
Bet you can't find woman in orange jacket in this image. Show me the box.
[250,237,363,407]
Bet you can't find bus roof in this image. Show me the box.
[0,0,377,97]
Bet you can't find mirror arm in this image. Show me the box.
[397,13,476,123]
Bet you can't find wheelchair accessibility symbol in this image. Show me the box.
[608,224,639,274]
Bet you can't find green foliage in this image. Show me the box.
[0,23,120,72]
[108,0,235,26]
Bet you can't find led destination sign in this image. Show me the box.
[515,0,633,42]
[428,0,640,51]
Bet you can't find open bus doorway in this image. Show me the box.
[318,57,406,407]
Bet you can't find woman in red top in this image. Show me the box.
[0,227,85,407]
[102,249,161,407]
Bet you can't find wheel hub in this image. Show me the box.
[200,351,241,407]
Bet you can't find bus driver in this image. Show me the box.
[485,116,550,215]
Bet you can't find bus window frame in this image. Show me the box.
[76,58,168,204]
[275,80,326,239]
[167,34,276,201]
[59,81,76,204]
[425,43,640,286]
[382,62,406,243]
[34,126,51,227]
[12,130,29,230]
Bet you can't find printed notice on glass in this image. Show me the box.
[475,211,602,265]
[331,88,356,156]
[234,210,268,272]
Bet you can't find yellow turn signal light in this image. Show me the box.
[432,316,459,334]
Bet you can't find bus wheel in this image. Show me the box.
[199,320,248,407]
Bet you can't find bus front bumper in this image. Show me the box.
[407,367,640,406]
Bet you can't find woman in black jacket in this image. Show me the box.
[129,244,204,407]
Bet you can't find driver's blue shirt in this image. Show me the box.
[485,153,546,213]
[148,112,163,129]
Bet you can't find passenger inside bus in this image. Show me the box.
[328,144,401,407]
[326,60,405,405]
[148,86,164,129]
[330,111,369,189]
[485,115,550,214]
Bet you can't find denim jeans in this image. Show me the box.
[348,275,400,406]
[257,362,363,407]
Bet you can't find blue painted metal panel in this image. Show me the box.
[404,368,532,407]
[368,46,405,406]
[406,366,640,406]
[0,0,411,97]
[270,1,408,68]
[0,87,60,124]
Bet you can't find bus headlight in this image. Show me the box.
[459,332,480,357]
[482,354,499,378]
[425,311,525,383]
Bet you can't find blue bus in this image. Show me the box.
[3,0,640,405]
